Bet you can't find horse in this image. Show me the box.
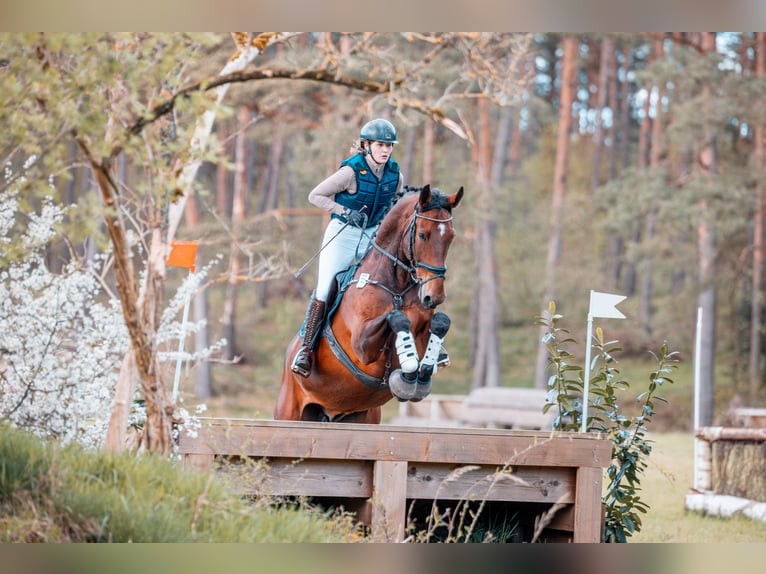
[275,184,464,423]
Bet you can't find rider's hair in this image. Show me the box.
[351,139,368,155]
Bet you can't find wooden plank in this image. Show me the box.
[217,458,372,497]
[183,453,214,470]
[371,460,408,542]
[573,466,604,543]
[547,503,575,532]
[178,418,611,469]
[405,463,575,504]
[696,426,766,442]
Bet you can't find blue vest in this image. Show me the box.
[333,153,400,227]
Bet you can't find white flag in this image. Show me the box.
[589,290,626,319]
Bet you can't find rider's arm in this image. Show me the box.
[308,166,356,215]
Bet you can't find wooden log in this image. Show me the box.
[685,491,766,522]
[180,418,608,468]
[405,463,576,504]
[371,460,407,542]
[696,426,766,442]
[573,466,604,543]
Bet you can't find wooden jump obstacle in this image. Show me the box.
[686,422,766,523]
[179,418,610,542]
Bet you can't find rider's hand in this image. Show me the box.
[342,207,366,227]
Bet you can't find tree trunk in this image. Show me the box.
[591,35,613,196]
[697,32,718,427]
[79,140,173,454]
[216,122,231,218]
[471,97,500,390]
[422,119,435,185]
[402,124,416,184]
[535,35,577,389]
[491,107,514,189]
[639,37,666,341]
[507,106,523,177]
[750,32,766,405]
[222,105,251,361]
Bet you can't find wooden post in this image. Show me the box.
[573,466,603,542]
[371,460,408,542]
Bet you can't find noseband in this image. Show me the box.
[406,206,452,285]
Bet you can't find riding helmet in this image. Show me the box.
[360,118,398,144]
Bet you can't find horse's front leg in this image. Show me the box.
[351,312,396,364]
[382,309,423,401]
[412,312,451,400]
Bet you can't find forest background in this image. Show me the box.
[3,32,766,452]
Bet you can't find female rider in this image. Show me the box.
[291,118,403,377]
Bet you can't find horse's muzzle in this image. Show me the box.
[420,292,445,310]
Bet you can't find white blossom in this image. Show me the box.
[0,188,218,450]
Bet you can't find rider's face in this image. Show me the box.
[367,140,394,164]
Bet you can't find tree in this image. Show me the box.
[749,32,766,404]
[534,35,578,390]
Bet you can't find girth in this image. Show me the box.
[322,323,390,391]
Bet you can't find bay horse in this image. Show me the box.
[275,185,464,423]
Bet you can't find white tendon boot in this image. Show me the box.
[413,312,451,401]
[388,330,419,401]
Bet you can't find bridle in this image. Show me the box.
[364,202,453,309]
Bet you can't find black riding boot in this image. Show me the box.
[291,295,327,377]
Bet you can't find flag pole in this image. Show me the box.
[172,271,192,403]
[582,289,627,433]
[582,304,594,433]
[166,240,198,405]
[693,306,703,489]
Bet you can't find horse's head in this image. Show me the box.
[404,184,464,310]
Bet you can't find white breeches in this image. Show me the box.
[315,218,378,302]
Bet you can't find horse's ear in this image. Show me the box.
[449,186,464,209]
[418,184,432,209]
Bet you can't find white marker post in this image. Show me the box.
[582,290,627,432]
[693,306,704,490]
[166,240,199,403]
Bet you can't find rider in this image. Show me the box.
[291,118,404,377]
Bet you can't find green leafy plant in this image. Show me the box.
[535,301,679,542]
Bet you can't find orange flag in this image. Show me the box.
[166,240,198,272]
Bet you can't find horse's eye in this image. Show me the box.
[418,232,427,241]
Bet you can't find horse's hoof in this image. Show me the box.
[412,379,432,401]
[389,369,418,401]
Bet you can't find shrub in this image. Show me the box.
[536,301,679,542]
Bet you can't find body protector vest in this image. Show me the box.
[333,153,400,228]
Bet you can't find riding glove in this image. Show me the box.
[342,207,366,227]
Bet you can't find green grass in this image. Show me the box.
[0,425,353,542]
[630,432,766,542]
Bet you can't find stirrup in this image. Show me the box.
[291,347,312,377]
[437,345,450,367]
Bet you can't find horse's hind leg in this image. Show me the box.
[274,340,305,420]
[333,408,381,424]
